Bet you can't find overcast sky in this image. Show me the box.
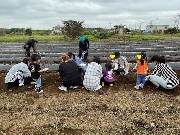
[0,0,180,30]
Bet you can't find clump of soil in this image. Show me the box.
[0,71,180,134]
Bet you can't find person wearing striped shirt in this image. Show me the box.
[146,55,179,90]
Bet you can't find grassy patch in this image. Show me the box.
[128,35,164,41]
[0,35,66,43]
[1,34,179,43]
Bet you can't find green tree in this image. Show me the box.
[164,27,179,34]
[61,20,84,40]
[24,28,32,36]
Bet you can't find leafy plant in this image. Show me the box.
[24,28,32,36]
[49,121,63,129]
[61,20,84,40]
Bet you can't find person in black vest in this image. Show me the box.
[78,36,89,62]
[24,39,38,57]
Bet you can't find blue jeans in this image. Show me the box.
[33,77,41,88]
[136,74,146,86]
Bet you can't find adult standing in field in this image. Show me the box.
[24,39,38,57]
[78,35,89,62]
[5,58,31,89]
[146,55,179,90]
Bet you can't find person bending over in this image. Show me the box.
[5,58,31,89]
[78,35,89,62]
[24,39,38,57]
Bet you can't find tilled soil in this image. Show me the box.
[0,71,180,135]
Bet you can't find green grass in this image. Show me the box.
[128,35,164,41]
[0,35,66,43]
[1,34,179,43]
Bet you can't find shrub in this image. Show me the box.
[0,28,5,36]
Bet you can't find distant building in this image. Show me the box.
[51,25,62,34]
[146,25,169,34]
[114,25,125,35]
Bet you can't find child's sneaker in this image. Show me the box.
[124,71,129,75]
[58,86,67,91]
[102,82,105,87]
[36,89,43,94]
[18,85,27,88]
[139,83,144,88]
[110,83,113,87]
[35,88,43,94]
[134,86,139,90]
[70,86,78,89]
[95,85,102,91]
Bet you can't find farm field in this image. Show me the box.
[0,71,180,134]
[0,41,179,134]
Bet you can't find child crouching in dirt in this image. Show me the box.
[134,52,148,89]
[110,51,129,75]
[101,62,115,87]
[5,58,31,89]
[83,56,103,91]
[29,54,48,93]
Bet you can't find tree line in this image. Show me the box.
[0,20,180,40]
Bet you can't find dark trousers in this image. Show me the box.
[25,48,31,57]
[114,68,125,74]
[24,44,36,57]
[100,78,114,86]
[78,47,88,62]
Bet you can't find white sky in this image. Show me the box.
[0,0,180,30]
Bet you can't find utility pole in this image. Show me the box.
[176,13,180,29]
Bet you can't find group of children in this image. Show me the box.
[5,51,179,93]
